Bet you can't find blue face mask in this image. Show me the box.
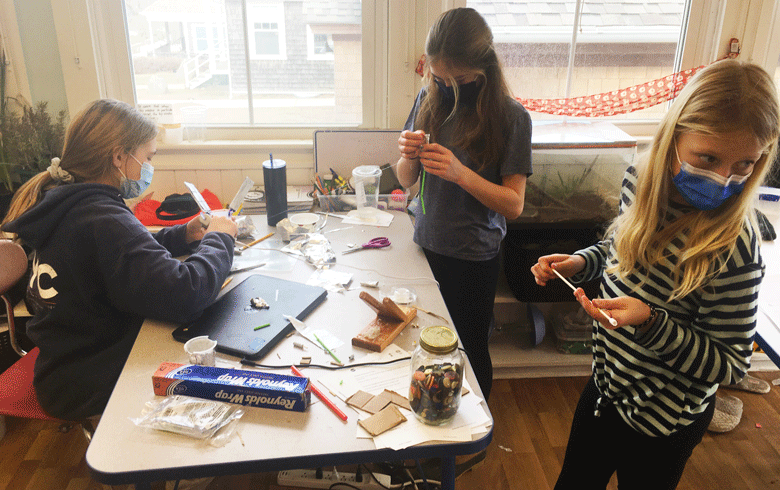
[672,155,750,211]
[434,79,481,104]
[119,153,154,199]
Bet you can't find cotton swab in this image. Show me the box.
[552,268,618,327]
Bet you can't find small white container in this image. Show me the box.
[184,336,217,366]
[352,165,382,211]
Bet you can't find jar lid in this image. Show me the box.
[352,165,382,178]
[419,326,458,354]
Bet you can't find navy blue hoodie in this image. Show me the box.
[2,183,234,420]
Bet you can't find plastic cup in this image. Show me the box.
[180,106,208,142]
[352,165,382,211]
[184,336,217,366]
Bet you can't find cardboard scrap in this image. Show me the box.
[346,390,375,410]
[361,390,393,414]
[346,389,410,414]
[358,404,407,436]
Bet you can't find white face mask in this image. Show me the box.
[119,153,154,199]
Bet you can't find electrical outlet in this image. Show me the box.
[277,469,391,490]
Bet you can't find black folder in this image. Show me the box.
[172,274,327,360]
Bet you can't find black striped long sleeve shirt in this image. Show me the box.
[571,167,764,437]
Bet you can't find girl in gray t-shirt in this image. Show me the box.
[395,7,532,400]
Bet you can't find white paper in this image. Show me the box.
[342,209,394,227]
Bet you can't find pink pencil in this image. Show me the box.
[291,365,348,422]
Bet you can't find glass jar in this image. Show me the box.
[408,325,464,425]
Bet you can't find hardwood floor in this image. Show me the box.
[1,371,778,490]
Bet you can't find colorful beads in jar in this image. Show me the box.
[409,325,464,425]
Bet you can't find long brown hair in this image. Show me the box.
[607,60,779,300]
[2,99,157,229]
[416,8,513,173]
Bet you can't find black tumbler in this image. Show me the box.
[263,159,288,226]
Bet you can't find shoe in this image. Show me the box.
[416,449,487,482]
[722,374,771,394]
[707,394,743,433]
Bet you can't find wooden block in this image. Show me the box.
[352,292,417,352]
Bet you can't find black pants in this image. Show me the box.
[423,248,499,401]
[555,376,715,490]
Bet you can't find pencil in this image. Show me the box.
[552,268,618,326]
[291,365,348,422]
[221,277,233,290]
[313,333,341,364]
[240,232,275,251]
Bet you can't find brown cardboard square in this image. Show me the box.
[384,389,412,411]
[361,390,393,414]
[358,405,407,436]
[346,390,375,410]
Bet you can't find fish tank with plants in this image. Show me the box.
[514,121,637,226]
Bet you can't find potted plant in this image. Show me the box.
[0,50,67,217]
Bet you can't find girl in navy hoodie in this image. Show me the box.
[1,99,237,420]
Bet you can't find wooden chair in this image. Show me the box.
[0,240,93,440]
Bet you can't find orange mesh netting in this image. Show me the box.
[415,52,736,117]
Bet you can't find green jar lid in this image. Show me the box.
[419,326,458,354]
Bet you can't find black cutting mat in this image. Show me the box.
[173,274,327,360]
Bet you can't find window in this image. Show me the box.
[248,4,286,59]
[122,0,362,127]
[308,27,335,60]
[78,0,779,137]
[467,0,689,121]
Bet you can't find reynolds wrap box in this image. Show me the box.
[153,362,310,412]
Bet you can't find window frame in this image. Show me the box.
[247,3,287,61]
[54,0,780,144]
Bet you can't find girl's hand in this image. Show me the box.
[185,215,208,243]
[207,216,238,239]
[531,254,585,286]
[419,144,465,184]
[399,130,426,159]
[575,290,654,330]
[186,215,238,243]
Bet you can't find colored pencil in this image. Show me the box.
[291,365,348,421]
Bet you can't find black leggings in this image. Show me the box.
[555,376,715,490]
[422,248,500,401]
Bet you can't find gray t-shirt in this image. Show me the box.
[404,89,532,261]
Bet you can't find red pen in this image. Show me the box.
[291,365,348,422]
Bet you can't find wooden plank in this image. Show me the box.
[351,292,417,352]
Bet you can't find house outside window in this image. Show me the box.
[467,0,688,121]
[247,4,287,59]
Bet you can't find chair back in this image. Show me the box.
[0,240,27,296]
[0,240,29,356]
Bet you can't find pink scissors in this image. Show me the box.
[342,237,391,254]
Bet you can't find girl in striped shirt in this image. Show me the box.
[531,59,779,489]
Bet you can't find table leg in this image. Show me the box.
[440,456,455,490]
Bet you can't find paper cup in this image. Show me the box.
[184,336,217,366]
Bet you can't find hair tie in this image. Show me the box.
[47,158,73,183]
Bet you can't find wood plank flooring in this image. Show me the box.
[1,371,778,490]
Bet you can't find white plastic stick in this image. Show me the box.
[552,268,618,326]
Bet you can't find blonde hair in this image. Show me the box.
[417,7,513,172]
[607,59,779,300]
[2,99,157,230]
